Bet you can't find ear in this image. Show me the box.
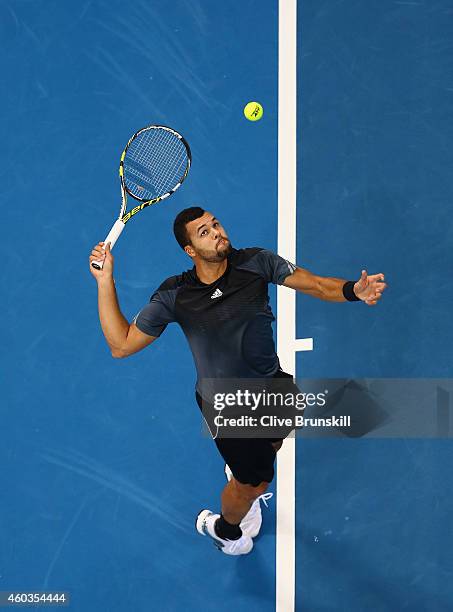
[184,244,196,257]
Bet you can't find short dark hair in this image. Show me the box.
[173,206,205,249]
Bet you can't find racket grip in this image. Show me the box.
[91,219,125,270]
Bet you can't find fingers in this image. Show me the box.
[90,243,105,257]
[371,281,387,291]
[356,270,387,305]
[365,290,384,306]
[368,273,385,283]
[359,271,387,287]
[358,269,367,286]
[363,285,386,306]
[89,242,113,268]
[355,269,368,292]
[90,243,105,261]
[369,295,381,304]
[89,255,105,269]
[367,273,387,294]
[369,280,387,294]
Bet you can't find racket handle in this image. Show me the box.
[91,219,125,270]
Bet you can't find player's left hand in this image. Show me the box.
[353,270,387,306]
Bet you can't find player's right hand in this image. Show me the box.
[89,242,114,279]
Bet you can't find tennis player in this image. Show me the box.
[89,207,386,556]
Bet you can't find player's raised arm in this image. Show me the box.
[89,242,157,357]
[283,266,387,305]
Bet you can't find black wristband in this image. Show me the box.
[342,281,360,302]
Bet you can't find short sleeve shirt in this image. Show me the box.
[134,248,296,397]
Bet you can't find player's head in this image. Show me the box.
[173,207,231,262]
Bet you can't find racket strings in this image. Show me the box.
[135,130,186,190]
[138,133,178,184]
[126,145,185,196]
[148,144,187,192]
[124,128,189,200]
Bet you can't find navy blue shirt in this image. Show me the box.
[134,248,296,399]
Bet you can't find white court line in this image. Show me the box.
[294,337,314,352]
[276,1,314,611]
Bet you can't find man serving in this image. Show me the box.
[89,207,386,555]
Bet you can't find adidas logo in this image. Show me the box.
[211,288,223,299]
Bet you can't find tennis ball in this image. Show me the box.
[244,101,263,121]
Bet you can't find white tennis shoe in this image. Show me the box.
[196,510,253,555]
[224,464,273,538]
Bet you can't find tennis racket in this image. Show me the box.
[91,125,191,269]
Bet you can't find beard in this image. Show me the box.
[196,237,232,262]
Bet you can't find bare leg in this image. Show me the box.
[221,478,269,525]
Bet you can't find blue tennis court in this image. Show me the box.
[295,2,453,610]
[1,1,452,610]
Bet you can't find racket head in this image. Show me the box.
[120,125,191,204]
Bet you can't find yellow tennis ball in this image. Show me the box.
[244,101,263,121]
